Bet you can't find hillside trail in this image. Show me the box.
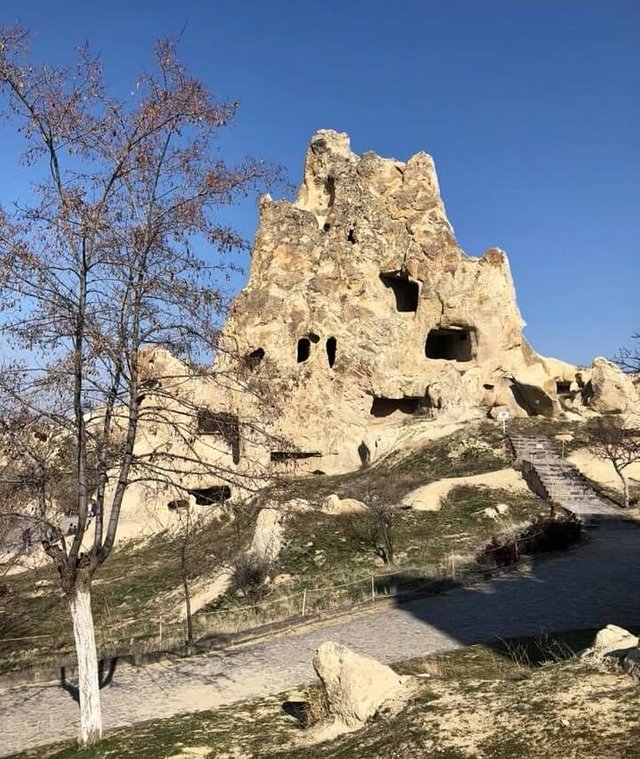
[1,436,638,757]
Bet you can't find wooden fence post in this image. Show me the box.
[301,589,307,617]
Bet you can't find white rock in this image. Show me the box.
[249,508,285,563]
[322,494,367,515]
[495,503,510,515]
[589,358,639,414]
[592,624,638,654]
[312,641,407,727]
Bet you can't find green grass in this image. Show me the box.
[202,486,553,628]
[2,418,578,673]
[0,511,255,674]
[11,634,640,759]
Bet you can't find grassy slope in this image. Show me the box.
[1,419,575,673]
[0,512,255,673]
[12,633,639,759]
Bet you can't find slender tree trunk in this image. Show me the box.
[613,463,630,508]
[68,576,102,744]
[181,543,193,646]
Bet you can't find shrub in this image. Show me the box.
[477,514,581,567]
[229,551,275,604]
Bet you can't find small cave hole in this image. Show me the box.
[188,486,232,505]
[556,381,572,396]
[326,337,337,368]
[370,397,429,418]
[197,410,241,464]
[425,328,473,362]
[380,272,419,312]
[297,338,311,363]
[323,223,331,232]
[325,176,336,208]
[245,347,265,369]
[347,229,356,244]
[167,499,189,511]
[308,333,320,344]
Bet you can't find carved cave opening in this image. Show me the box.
[270,451,322,462]
[297,338,311,363]
[380,272,419,312]
[197,409,241,464]
[245,347,265,369]
[370,396,431,418]
[326,337,337,368]
[425,328,473,362]
[325,175,336,209]
[556,381,572,396]
[189,486,232,505]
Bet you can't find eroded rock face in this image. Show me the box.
[214,129,586,472]
[119,131,630,520]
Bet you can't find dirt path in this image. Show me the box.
[1,516,638,757]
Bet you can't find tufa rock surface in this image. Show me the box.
[312,641,408,727]
[213,129,613,474]
[104,131,638,537]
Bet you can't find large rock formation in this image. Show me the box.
[213,129,609,473]
[126,130,637,514]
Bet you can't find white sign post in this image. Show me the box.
[497,409,510,435]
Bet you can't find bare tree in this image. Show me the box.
[0,27,281,744]
[587,416,640,508]
[616,332,640,374]
[346,494,399,565]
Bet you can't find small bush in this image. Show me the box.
[478,514,581,567]
[229,551,275,604]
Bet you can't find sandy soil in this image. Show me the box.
[568,447,640,495]
[401,467,527,511]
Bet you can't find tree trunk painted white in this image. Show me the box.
[69,584,102,744]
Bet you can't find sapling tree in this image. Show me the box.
[0,26,280,744]
[587,416,640,508]
[616,332,640,374]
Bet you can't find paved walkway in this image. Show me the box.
[1,513,639,756]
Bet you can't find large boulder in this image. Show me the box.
[510,364,559,417]
[312,641,408,727]
[591,624,638,654]
[588,357,639,414]
[249,508,285,563]
[583,624,639,679]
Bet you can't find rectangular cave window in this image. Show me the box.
[270,451,322,462]
[425,328,473,362]
[370,397,429,417]
[380,272,419,312]
[188,486,232,505]
[197,409,240,464]
[297,337,311,363]
[167,499,189,511]
[556,381,572,396]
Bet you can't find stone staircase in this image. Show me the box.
[507,433,618,522]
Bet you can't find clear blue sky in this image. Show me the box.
[1,0,638,365]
